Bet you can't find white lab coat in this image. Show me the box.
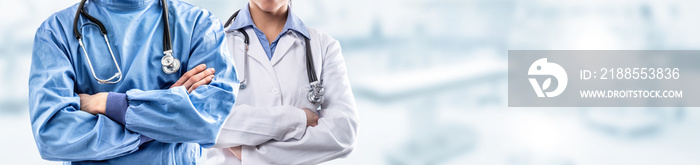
[206,27,359,165]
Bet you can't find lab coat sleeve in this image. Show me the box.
[118,12,239,148]
[28,27,144,161]
[211,104,307,148]
[240,38,359,165]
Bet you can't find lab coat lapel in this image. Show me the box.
[240,28,276,73]
[270,31,299,66]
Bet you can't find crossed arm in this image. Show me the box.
[28,12,237,161]
[79,65,319,161]
[210,38,358,164]
[79,64,218,115]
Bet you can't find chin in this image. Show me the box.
[252,0,288,12]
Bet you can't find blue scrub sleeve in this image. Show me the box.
[119,12,239,148]
[105,93,154,145]
[139,135,154,145]
[106,92,128,125]
[28,27,142,161]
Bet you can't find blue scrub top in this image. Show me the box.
[28,0,238,164]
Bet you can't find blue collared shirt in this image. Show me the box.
[227,4,310,60]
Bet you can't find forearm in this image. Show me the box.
[29,28,144,161]
[106,81,236,147]
[30,104,144,161]
[29,73,143,161]
[212,104,307,148]
[240,112,359,165]
[102,15,238,146]
[93,67,235,146]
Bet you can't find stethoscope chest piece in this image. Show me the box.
[308,80,325,104]
[239,80,247,89]
[161,52,180,74]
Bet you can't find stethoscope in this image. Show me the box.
[224,10,325,105]
[72,0,180,84]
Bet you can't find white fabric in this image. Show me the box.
[206,27,359,165]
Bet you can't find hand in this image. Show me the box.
[170,64,216,93]
[228,146,242,160]
[303,108,319,127]
[78,92,108,115]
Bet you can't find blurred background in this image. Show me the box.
[3,0,700,164]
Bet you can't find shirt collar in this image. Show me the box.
[227,4,310,40]
[92,0,156,11]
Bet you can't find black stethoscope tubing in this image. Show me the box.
[72,0,180,76]
[224,10,318,83]
[225,9,324,105]
[73,0,172,50]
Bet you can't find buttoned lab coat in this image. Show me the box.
[206,27,359,165]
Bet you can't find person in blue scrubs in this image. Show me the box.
[28,0,238,164]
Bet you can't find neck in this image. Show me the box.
[248,2,288,44]
[92,0,156,11]
[93,0,156,7]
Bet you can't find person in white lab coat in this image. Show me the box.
[203,0,359,164]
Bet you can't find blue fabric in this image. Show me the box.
[139,135,154,145]
[227,4,309,60]
[28,0,238,164]
[105,92,127,125]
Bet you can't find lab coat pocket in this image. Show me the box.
[294,87,321,113]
